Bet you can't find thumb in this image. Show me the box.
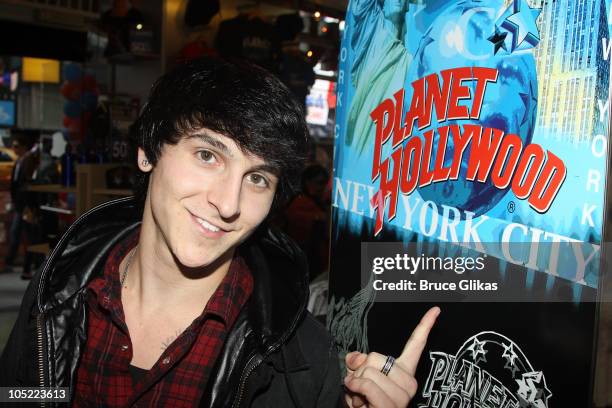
[345,351,368,371]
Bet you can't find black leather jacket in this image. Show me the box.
[0,197,342,407]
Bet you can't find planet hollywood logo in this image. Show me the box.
[420,331,552,408]
[367,1,566,237]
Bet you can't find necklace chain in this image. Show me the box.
[120,246,137,287]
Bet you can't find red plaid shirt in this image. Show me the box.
[73,230,253,407]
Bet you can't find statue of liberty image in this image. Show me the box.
[330,0,427,358]
[331,0,444,355]
[345,0,413,155]
[328,274,376,355]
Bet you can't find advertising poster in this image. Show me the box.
[328,0,611,406]
[0,99,15,127]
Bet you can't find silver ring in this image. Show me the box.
[381,355,395,376]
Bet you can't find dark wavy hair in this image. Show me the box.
[129,57,310,209]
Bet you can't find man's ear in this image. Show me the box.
[137,148,152,172]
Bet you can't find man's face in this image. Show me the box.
[139,128,279,269]
[11,141,26,157]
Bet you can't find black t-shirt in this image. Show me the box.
[215,15,279,72]
[278,53,315,106]
[129,364,149,383]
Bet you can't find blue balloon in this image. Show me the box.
[408,2,538,217]
[64,100,82,118]
[63,63,83,83]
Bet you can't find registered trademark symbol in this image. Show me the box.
[507,201,515,213]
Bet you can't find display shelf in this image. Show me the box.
[27,165,131,216]
[76,163,131,216]
[26,184,77,194]
[107,52,162,65]
[93,188,133,196]
[39,205,74,215]
[26,243,50,256]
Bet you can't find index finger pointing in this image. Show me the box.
[397,306,441,375]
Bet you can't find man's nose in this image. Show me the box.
[208,174,241,220]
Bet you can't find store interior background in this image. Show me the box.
[0,0,610,406]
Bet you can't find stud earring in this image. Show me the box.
[141,159,149,167]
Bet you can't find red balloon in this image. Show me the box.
[61,82,81,101]
[66,117,82,133]
[81,75,98,93]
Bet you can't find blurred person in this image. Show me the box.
[284,164,331,280]
[3,133,38,277]
[0,58,439,407]
[31,136,60,262]
[35,136,59,184]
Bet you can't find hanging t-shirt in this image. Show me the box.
[215,15,279,72]
[278,53,315,106]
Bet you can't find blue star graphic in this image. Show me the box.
[501,0,541,51]
[488,26,508,55]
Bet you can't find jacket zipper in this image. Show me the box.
[231,353,262,408]
[37,313,46,407]
[232,328,302,407]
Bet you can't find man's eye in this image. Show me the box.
[198,150,217,163]
[249,173,269,187]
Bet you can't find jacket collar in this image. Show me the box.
[37,197,310,348]
[240,227,310,345]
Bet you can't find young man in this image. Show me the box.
[0,58,438,407]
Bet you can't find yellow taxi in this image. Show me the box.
[0,147,17,189]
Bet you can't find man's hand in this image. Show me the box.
[343,307,441,408]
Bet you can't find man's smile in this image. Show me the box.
[188,210,229,237]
